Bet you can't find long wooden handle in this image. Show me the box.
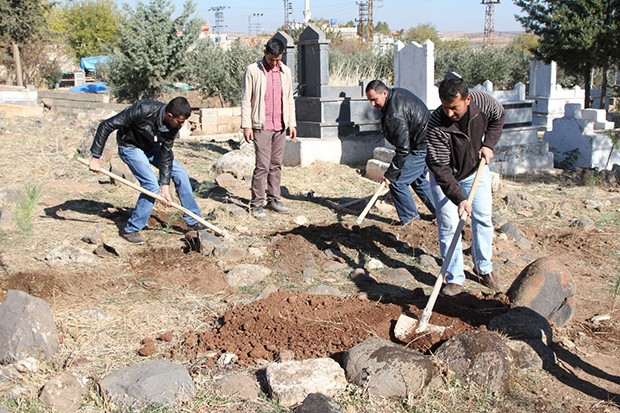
[76,157,232,239]
[417,158,487,330]
[355,181,386,225]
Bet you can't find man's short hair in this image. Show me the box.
[365,79,388,94]
[166,97,192,118]
[438,78,469,102]
[265,38,285,56]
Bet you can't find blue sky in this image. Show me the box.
[121,0,525,35]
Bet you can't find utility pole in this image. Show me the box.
[357,0,382,43]
[283,0,293,34]
[209,6,229,36]
[356,1,368,41]
[482,0,500,45]
[303,0,311,24]
[248,13,263,35]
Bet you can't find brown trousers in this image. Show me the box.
[251,129,286,206]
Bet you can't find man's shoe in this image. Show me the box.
[122,231,145,244]
[266,199,290,214]
[188,222,207,231]
[441,283,463,296]
[251,205,268,220]
[480,271,500,290]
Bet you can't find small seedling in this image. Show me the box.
[14,184,42,234]
[162,211,182,233]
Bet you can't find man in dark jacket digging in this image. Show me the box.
[365,80,436,225]
[88,97,205,244]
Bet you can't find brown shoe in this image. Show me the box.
[441,283,463,296]
[480,271,500,290]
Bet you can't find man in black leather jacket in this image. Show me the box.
[88,97,204,244]
[365,80,435,225]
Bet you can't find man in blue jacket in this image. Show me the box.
[365,80,435,225]
[88,97,204,244]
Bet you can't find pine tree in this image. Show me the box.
[107,0,202,102]
[0,0,51,86]
[515,0,620,108]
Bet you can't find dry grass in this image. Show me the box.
[1,112,620,412]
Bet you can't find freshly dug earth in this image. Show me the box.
[0,112,619,412]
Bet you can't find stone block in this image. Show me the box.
[365,159,389,182]
[373,147,395,163]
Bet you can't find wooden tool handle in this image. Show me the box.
[76,157,231,239]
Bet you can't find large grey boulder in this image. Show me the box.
[0,290,60,364]
[265,358,347,408]
[489,306,556,369]
[343,336,438,399]
[434,330,512,393]
[212,150,254,179]
[506,257,576,326]
[100,359,196,410]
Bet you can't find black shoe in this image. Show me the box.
[266,199,290,214]
[122,231,145,244]
[188,222,207,231]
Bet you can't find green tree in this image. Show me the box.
[188,38,261,107]
[435,44,530,90]
[515,0,620,108]
[374,21,390,36]
[399,23,442,46]
[52,0,121,59]
[0,0,52,86]
[107,0,203,102]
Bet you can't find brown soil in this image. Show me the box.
[0,112,619,412]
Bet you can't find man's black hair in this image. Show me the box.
[438,78,469,102]
[365,79,388,94]
[265,38,285,56]
[165,97,192,118]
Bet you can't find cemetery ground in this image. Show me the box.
[0,111,619,412]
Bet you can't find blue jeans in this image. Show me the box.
[429,165,493,285]
[389,150,436,224]
[118,145,201,233]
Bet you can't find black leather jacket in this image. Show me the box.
[381,88,430,182]
[90,100,178,185]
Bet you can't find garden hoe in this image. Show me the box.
[355,181,386,225]
[394,158,487,340]
[76,157,232,240]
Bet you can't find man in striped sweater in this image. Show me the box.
[426,77,505,296]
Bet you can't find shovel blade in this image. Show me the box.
[394,314,419,341]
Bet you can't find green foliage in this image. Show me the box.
[329,43,394,85]
[435,44,531,89]
[14,184,42,234]
[514,0,620,108]
[107,0,203,102]
[398,23,441,45]
[50,0,121,59]
[374,21,391,36]
[188,38,261,107]
[0,0,50,43]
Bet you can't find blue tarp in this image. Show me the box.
[80,55,109,72]
[69,82,108,93]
